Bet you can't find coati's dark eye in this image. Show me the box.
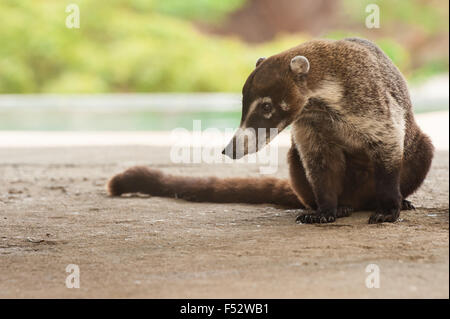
[261,102,272,113]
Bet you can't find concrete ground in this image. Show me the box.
[0,143,448,298]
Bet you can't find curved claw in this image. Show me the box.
[368,213,385,224]
[368,208,400,224]
[296,210,336,224]
[401,199,416,211]
[336,206,353,217]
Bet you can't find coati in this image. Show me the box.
[108,38,434,224]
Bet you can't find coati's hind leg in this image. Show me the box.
[400,131,434,206]
[396,131,434,211]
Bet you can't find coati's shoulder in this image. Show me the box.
[247,37,383,88]
[275,37,396,78]
[278,37,379,62]
[266,38,380,90]
[343,37,382,52]
[273,38,411,112]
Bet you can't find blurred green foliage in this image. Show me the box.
[0,0,447,94]
[325,31,412,75]
[0,0,305,93]
[338,0,449,82]
[142,0,246,23]
[343,0,449,35]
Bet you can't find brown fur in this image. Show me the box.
[108,166,302,207]
[108,38,434,224]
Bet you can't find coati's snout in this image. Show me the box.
[222,54,310,159]
[222,127,275,159]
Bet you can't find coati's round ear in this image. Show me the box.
[290,56,310,75]
[255,57,266,67]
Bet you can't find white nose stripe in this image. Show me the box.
[280,101,289,111]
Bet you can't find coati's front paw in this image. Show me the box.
[368,208,400,224]
[401,199,415,210]
[296,210,336,224]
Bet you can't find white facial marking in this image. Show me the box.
[280,101,289,111]
[243,98,261,127]
[243,97,272,126]
[261,97,272,103]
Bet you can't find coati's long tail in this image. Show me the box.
[107,166,302,208]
